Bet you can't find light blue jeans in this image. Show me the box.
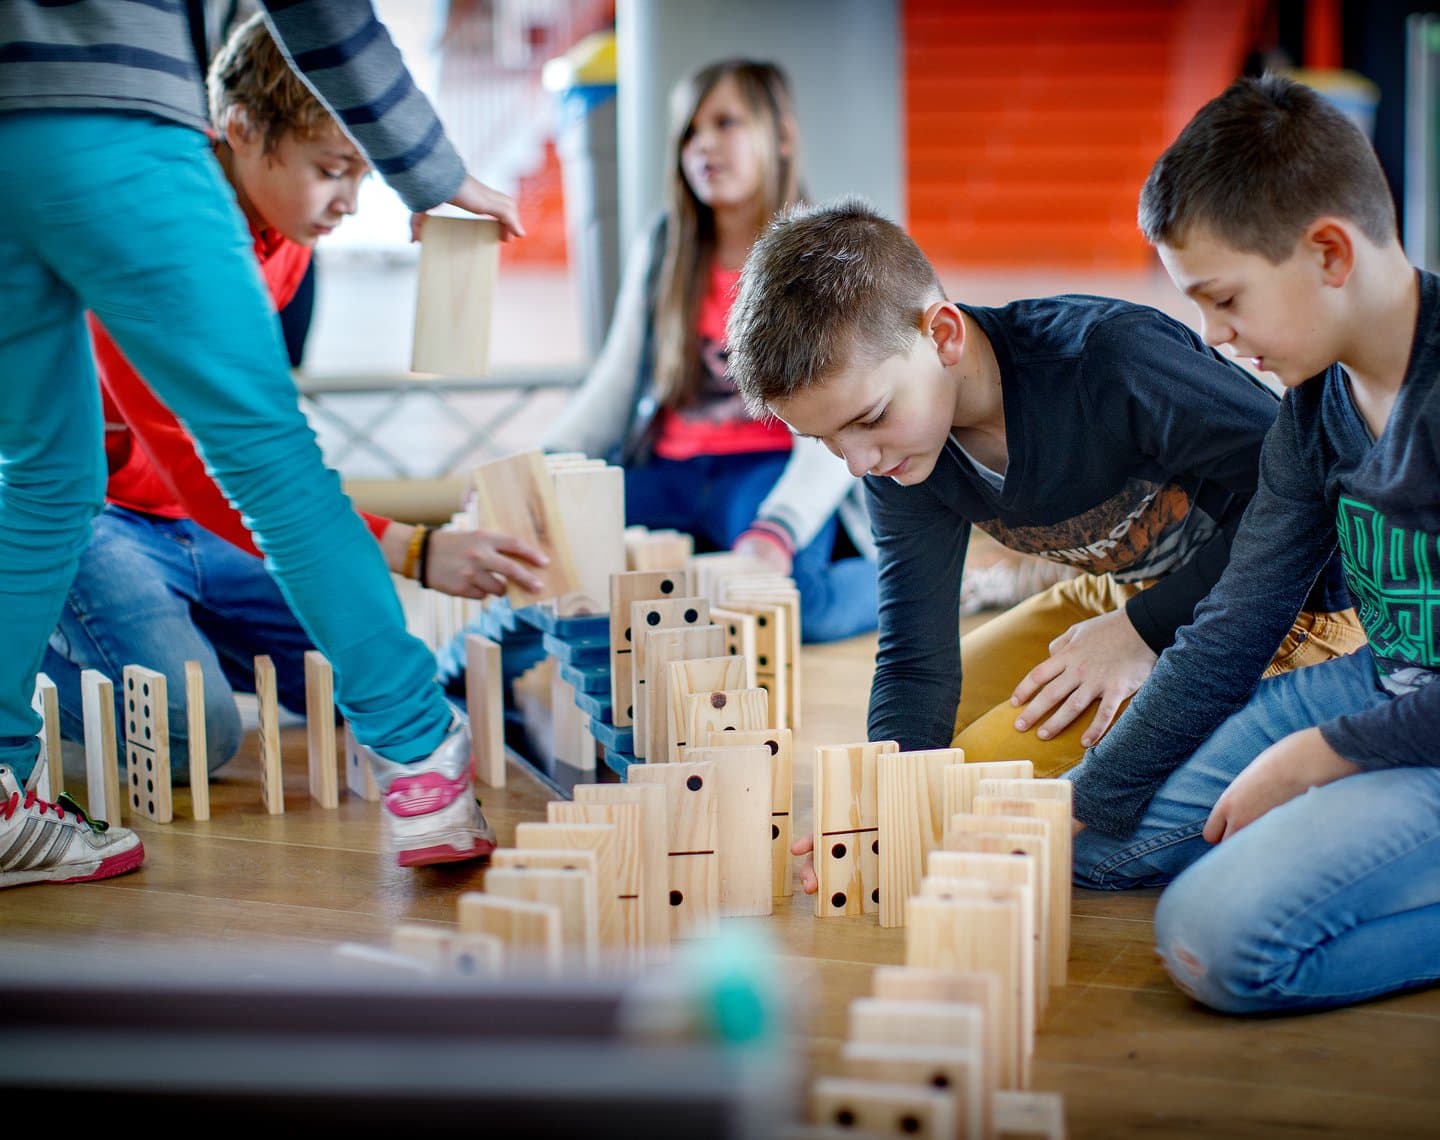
[0,111,451,781]
[1071,649,1440,1013]
[43,507,318,779]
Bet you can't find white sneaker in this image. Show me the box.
[0,766,144,888]
[362,713,496,868]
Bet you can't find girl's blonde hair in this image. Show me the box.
[652,59,804,409]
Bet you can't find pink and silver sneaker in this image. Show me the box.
[0,766,145,888]
[362,714,496,868]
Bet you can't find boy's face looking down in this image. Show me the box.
[226,115,369,247]
[769,310,962,486]
[1158,220,1353,389]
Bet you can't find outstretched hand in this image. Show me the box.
[410,175,526,243]
[1009,607,1158,748]
[424,527,548,599]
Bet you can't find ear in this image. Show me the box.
[222,105,260,154]
[1303,218,1356,288]
[922,301,966,366]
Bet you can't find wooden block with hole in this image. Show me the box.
[709,606,759,687]
[391,923,504,979]
[682,744,773,917]
[303,651,337,809]
[974,783,1072,988]
[813,740,897,917]
[574,781,670,962]
[472,450,581,606]
[994,1090,1067,1139]
[121,665,172,823]
[871,966,1002,1100]
[630,595,711,755]
[627,759,719,938]
[840,1041,988,1140]
[253,654,284,814]
[720,597,792,729]
[624,527,693,572]
[494,842,609,957]
[635,622,722,761]
[521,816,623,955]
[343,721,380,802]
[465,633,506,789]
[610,569,686,728]
[411,214,498,376]
[907,883,1032,1089]
[685,551,768,603]
[810,1078,956,1139]
[683,687,771,750]
[551,463,625,616]
[705,726,793,898]
[457,891,562,975]
[722,581,801,729]
[483,866,598,970]
[32,673,62,800]
[667,656,748,758]
[81,669,122,825]
[877,748,961,928]
[942,760,1033,838]
[184,661,209,821]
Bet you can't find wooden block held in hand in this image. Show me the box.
[411,215,499,376]
[472,450,581,606]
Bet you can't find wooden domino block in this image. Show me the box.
[457,891,562,975]
[550,667,596,771]
[906,885,1032,1089]
[813,740,897,917]
[709,607,759,687]
[610,569,686,728]
[704,726,793,898]
[184,661,210,822]
[974,783,1072,988]
[877,748,961,928]
[840,1041,988,1140]
[683,687,771,748]
[722,581,801,729]
[574,781,670,962]
[465,633,506,789]
[994,1090,1067,1139]
[122,665,172,824]
[343,721,380,802]
[683,744,773,917]
[624,526,694,572]
[520,817,622,953]
[635,622,722,761]
[810,1078,956,1139]
[81,669,122,825]
[630,595,711,753]
[667,656,748,758]
[942,760,1033,837]
[627,760,719,938]
[304,651,338,809]
[937,832,1052,998]
[253,654,284,815]
[32,673,61,799]
[483,866,598,969]
[472,450,582,606]
[551,463,625,616]
[871,966,1002,1100]
[931,850,1046,1015]
[391,923,504,978]
[411,215,498,376]
[719,599,791,729]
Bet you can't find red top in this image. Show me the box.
[93,224,390,559]
[652,261,794,461]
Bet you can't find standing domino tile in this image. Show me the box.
[253,655,284,814]
[465,633,506,789]
[343,721,381,802]
[32,673,62,800]
[304,651,338,809]
[81,669,123,825]
[184,661,209,822]
[122,665,173,824]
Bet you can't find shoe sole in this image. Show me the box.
[1,841,145,889]
[396,836,496,868]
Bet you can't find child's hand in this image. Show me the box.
[425,527,548,598]
[1204,728,1358,842]
[1009,607,1158,747]
[732,533,793,576]
[410,176,527,243]
[791,832,819,894]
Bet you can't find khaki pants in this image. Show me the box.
[951,574,1367,777]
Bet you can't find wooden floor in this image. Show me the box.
[3,631,1437,1138]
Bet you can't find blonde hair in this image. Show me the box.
[653,59,805,409]
[207,12,338,152]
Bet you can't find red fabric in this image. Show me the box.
[95,224,390,558]
[653,262,793,462]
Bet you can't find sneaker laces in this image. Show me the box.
[1,788,107,833]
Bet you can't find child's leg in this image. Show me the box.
[1154,766,1440,1013]
[1070,649,1384,889]
[952,574,1140,774]
[14,112,449,762]
[41,509,244,778]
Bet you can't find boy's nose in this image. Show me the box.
[1200,312,1233,348]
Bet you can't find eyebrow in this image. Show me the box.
[1182,277,1220,299]
[799,400,881,441]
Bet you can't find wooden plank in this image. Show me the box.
[80,669,122,825]
[529,813,626,956]
[33,674,62,799]
[609,569,687,728]
[483,866,598,970]
[465,633,506,789]
[683,743,773,917]
[551,464,625,616]
[942,760,1034,837]
[303,651,337,810]
[704,726,794,898]
[574,781,669,962]
[456,891,562,975]
[813,740,896,917]
[472,450,581,606]
[877,748,960,928]
[939,831,1052,998]
[627,760,719,938]
[185,661,210,821]
[253,654,283,815]
[121,665,172,824]
[411,215,498,376]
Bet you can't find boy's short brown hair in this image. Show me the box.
[1138,73,1396,263]
[207,12,338,151]
[728,199,943,415]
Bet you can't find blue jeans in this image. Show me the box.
[624,453,878,643]
[1071,649,1440,1012]
[43,507,317,779]
[0,111,451,780]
